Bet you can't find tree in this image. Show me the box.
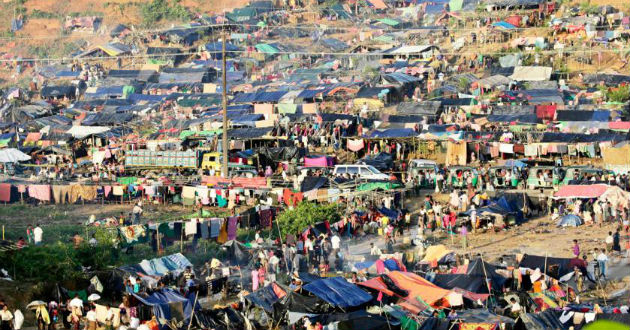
[275,202,341,237]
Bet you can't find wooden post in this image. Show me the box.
[180,222,184,253]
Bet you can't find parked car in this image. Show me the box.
[332,164,390,180]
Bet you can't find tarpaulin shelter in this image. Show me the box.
[41,86,77,98]
[519,254,574,279]
[131,289,196,324]
[0,148,31,163]
[453,309,515,325]
[510,66,552,81]
[228,127,272,139]
[369,128,417,138]
[245,283,287,312]
[557,214,583,227]
[396,101,442,117]
[421,245,452,264]
[360,271,452,308]
[231,91,288,103]
[304,155,334,167]
[309,311,398,330]
[258,146,304,165]
[553,184,609,199]
[432,258,507,293]
[300,176,328,192]
[583,74,630,86]
[222,240,252,266]
[360,152,393,170]
[516,310,566,330]
[555,110,610,122]
[118,253,193,277]
[303,277,372,308]
[66,126,111,139]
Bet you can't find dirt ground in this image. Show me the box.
[0,202,196,242]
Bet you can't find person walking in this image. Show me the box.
[572,240,580,258]
[0,306,12,330]
[33,224,43,246]
[460,225,468,250]
[596,248,608,279]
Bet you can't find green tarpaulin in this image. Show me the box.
[277,103,297,114]
[449,0,463,11]
[178,98,221,107]
[117,177,138,185]
[377,18,400,26]
[180,129,222,139]
[357,182,403,191]
[255,44,280,55]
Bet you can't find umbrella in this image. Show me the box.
[87,294,101,301]
[0,148,31,163]
[26,301,46,310]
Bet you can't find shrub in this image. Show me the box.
[275,202,341,237]
[140,0,191,26]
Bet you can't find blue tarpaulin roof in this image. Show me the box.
[119,253,192,277]
[303,277,372,308]
[369,128,417,138]
[487,114,538,123]
[245,283,285,312]
[132,289,196,323]
[231,91,288,103]
[492,21,516,29]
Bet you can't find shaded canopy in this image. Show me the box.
[0,148,31,163]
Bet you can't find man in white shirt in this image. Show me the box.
[596,248,608,279]
[86,307,98,330]
[331,234,340,255]
[105,305,115,330]
[132,203,143,224]
[370,243,382,256]
[605,232,614,252]
[508,298,522,317]
[33,225,43,246]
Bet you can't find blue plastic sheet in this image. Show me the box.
[303,277,372,308]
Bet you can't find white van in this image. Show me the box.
[332,164,390,180]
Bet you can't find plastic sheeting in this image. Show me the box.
[369,128,417,138]
[304,155,333,167]
[553,184,609,199]
[131,289,195,323]
[0,148,31,163]
[245,283,286,312]
[119,253,192,277]
[303,277,372,308]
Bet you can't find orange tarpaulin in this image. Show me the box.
[201,176,269,189]
[360,271,451,307]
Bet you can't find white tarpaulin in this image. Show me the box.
[0,148,31,163]
[510,66,552,81]
[66,126,110,139]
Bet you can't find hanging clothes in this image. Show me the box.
[210,218,222,238]
[227,216,239,240]
[259,209,273,228]
[217,221,228,244]
[185,219,198,236]
[28,185,51,201]
[0,183,10,202]
[347,139,365,151]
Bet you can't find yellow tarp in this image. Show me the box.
[422,244,452,263]
[446,141,467,166]
[353,98,384,110]
[601,145,630,166]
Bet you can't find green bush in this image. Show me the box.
[30,10,59,19]
[140,0,191,26]
[275,202,341,237]
[607,85,629,103]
